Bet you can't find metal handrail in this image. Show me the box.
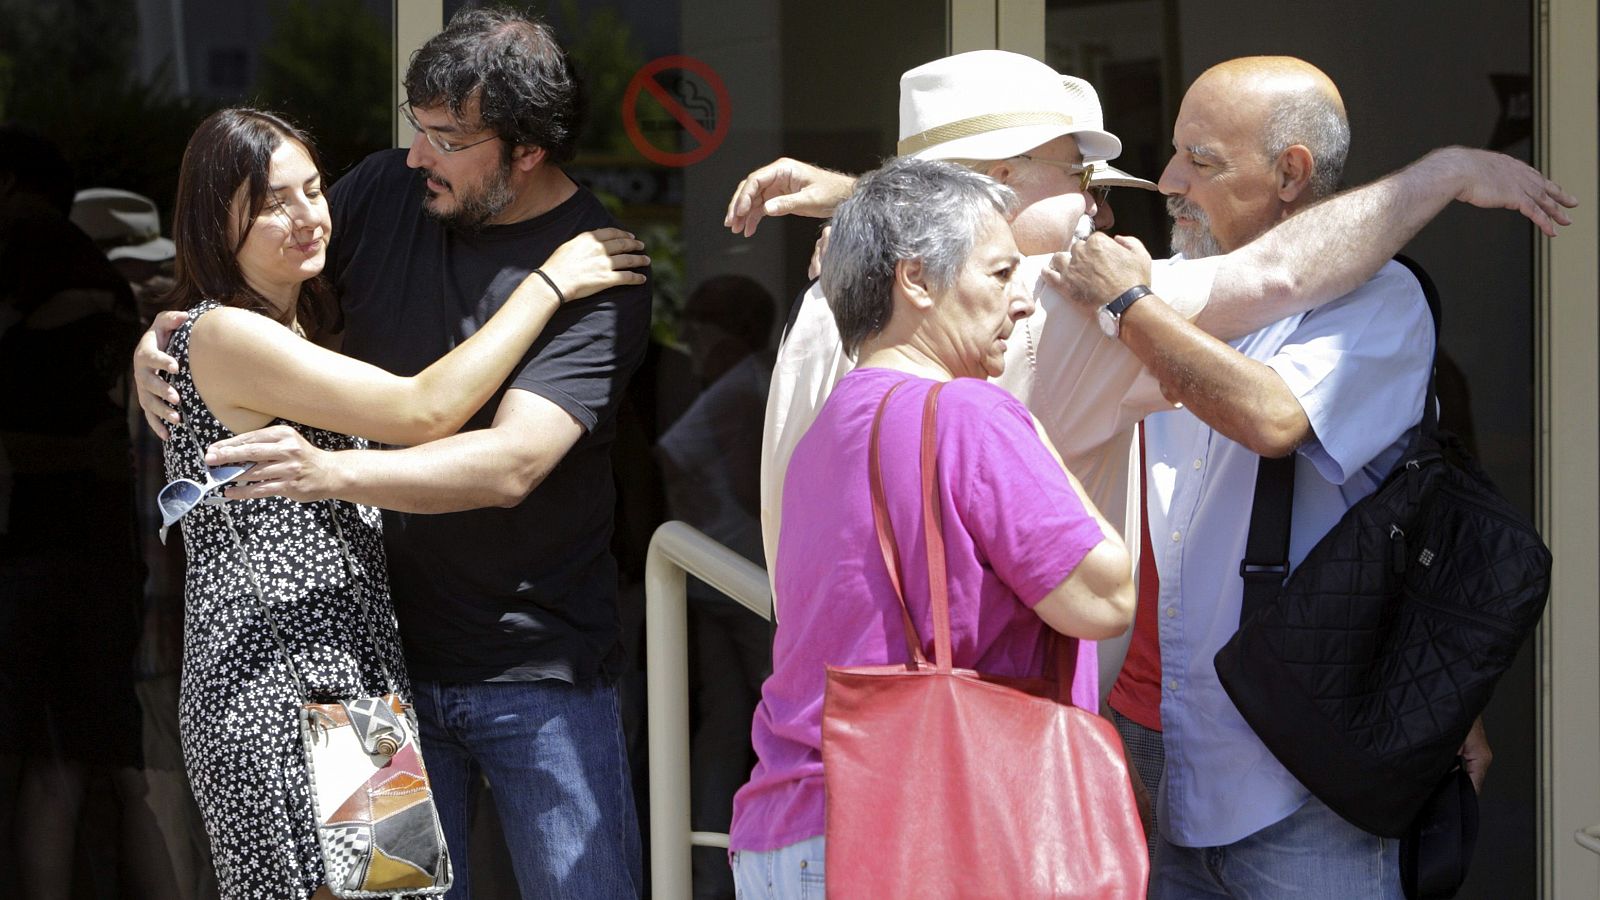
[645,521,772,900]
[1576,823,1600,856]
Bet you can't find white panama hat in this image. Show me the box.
[70,187,176,262]
[1062,76,1159,192]
[897,50,1122,163]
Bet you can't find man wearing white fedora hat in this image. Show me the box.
[731,48,1572,889]
[732,49,1566,627]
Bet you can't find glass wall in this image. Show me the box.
[1044,1,1539,895]
[0,2,394,898]
[441,3,945,895]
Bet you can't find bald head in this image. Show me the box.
[1194,56,1350,198]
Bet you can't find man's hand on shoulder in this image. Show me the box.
[724,158,856,237]
[133,309,188,440]
[207,425,341,503]
[1046,233,1155,314]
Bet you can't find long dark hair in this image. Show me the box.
[164,108,337,339]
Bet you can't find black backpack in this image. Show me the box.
[1213,257,1551,894]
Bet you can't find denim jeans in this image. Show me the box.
[412,679,642,899]
[731,835,826,900]
[1152,794,1401,899]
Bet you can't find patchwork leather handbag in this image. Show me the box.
[217,492,454,897]
[822,381,1148,899]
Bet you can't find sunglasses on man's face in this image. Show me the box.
[157,462,255,544]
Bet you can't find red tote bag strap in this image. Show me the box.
[868,381,927,668]
[874,379,1077,694]
[917,383,955,672]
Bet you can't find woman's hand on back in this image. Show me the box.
[537,228,649,303]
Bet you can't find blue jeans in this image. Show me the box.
[731,835,826,900]
[1152,795,1401,899]
[412,679,642,900]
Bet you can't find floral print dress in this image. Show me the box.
[163,302,411,899]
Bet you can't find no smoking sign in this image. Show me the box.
[622,55,730,167]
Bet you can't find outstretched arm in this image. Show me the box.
[724,158,857,237]
[1045,147,1576,341]
[189,229,645,447]
[1199,147,1575,338]
[133,229,645,444]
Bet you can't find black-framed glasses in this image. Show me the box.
[398,102,498,154]
[1012,155,1095,194]
[157,462,255,544]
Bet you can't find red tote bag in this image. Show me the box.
[822,381,1148,899]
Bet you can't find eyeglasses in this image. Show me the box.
[157,462,255,544]
[399,102,498,154]
[1012,155,1095,194]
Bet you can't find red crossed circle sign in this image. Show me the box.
[622,55,731,167]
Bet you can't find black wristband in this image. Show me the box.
[532,268,567,305]
[1105,283,1152,316]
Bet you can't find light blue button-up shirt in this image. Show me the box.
[1147,260,1434,847]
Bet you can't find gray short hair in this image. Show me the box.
[822,157,1017,355]
[1263,94,1350,199]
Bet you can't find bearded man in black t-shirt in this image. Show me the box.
[134,9,651,898]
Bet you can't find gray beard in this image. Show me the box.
[1165,196,1222,259]
[1169,222,1222,259]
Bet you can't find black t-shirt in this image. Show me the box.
[326,150,651,684]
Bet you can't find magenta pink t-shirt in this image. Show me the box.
[730,369,1107,852]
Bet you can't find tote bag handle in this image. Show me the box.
[866,380,1079,700]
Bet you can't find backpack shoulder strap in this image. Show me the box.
[1238,256,1442,623]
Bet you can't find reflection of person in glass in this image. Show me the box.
[0,125,179,899]
[728,158,1136,894]
[156,107,641,900]
[656,275,776,900]
[71,182,218,899]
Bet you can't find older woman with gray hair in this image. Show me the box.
[727,156,1134,895]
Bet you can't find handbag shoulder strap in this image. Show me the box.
[1239,255,1443,622]
[867,380,954,670]
[917,382,954,672]
[871,379,1080,699]
[868,380,926,667]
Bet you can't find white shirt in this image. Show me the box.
[1146,259,1434,846]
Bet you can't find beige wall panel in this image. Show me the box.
[1539,0,1600,894]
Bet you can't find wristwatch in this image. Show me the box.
[1097,284,1153,339]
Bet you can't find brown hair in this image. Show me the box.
[163,108,337,339]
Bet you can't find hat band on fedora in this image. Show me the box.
[897,110,1075,156]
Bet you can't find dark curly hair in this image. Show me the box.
[403,6,583,165]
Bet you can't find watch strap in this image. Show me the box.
[1106,284,1153,317]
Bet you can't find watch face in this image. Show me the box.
[1098,305,1118,338]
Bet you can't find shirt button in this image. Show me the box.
[1166,606,1177,618]
[1193,458,1203,470]
[1167,679,1179,691]
[1171,530,1182,542]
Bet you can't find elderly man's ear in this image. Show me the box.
[1276,144,1316,203]
[983,159,1020,186]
